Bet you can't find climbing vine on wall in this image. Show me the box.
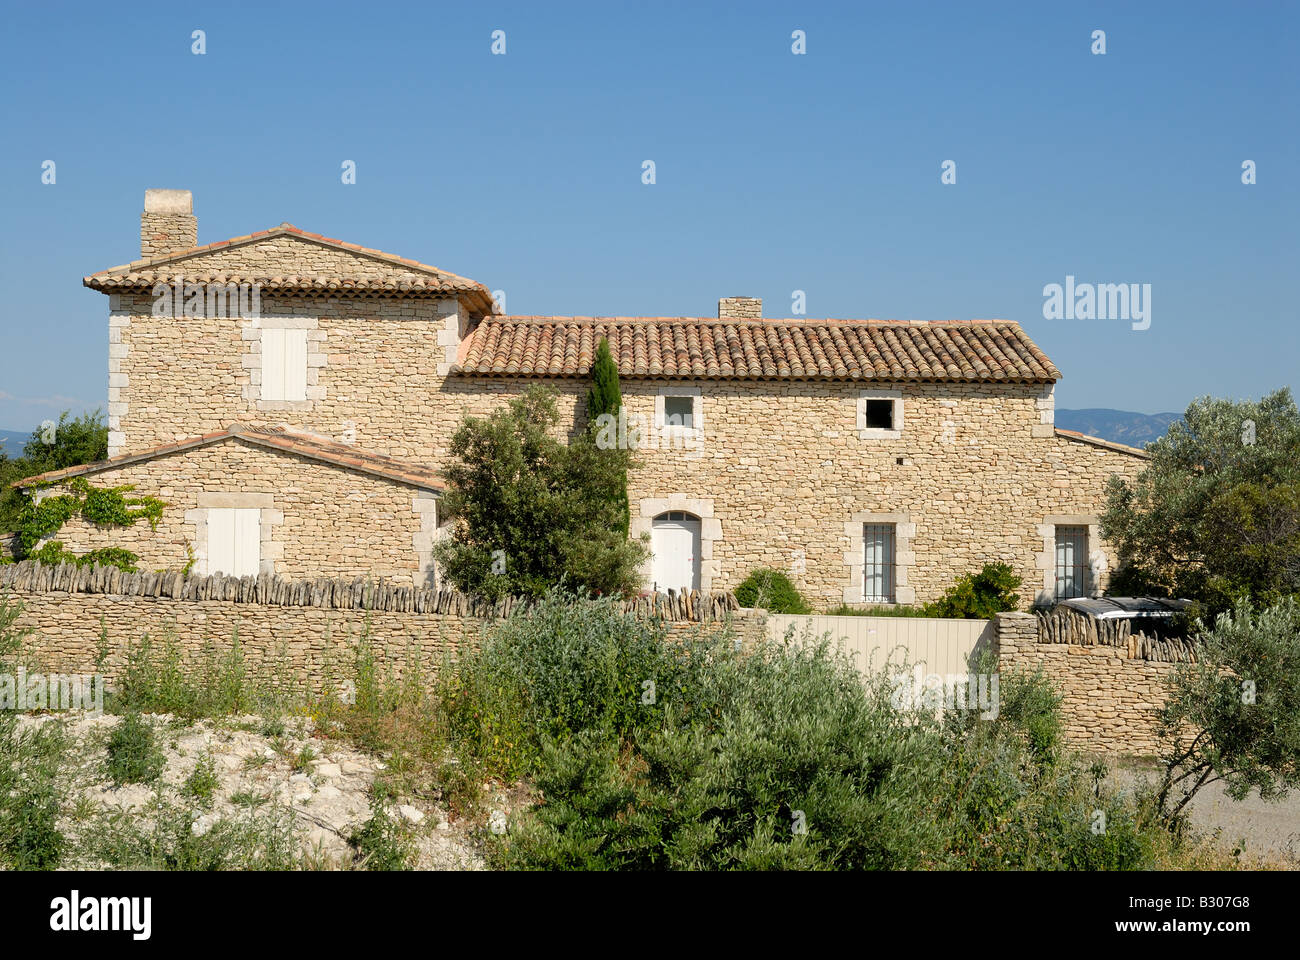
[11,477,165,572]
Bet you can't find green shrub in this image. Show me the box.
[496,638,954,870]
[822,564,1021,619]
[928,562,1022,619]
[486,608,1175,871]
[182,754,220,808]
[105,713,165,786]
[348,798,415,871]
[734,569,812,614]
[0,706,69,870]
[79,799,298,871]
[291,747,316,775]
[445,591,700,778]
[0,783,66,870]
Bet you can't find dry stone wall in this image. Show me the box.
[0,560,748,697]
[995,611,1181,756]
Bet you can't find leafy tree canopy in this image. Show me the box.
[0,410,108,537]
[432,386,648,600]
[1101,388,1300,619]
[1154,598,1300,823]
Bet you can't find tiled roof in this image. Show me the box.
[83,224,494,312]
[12,425,444,492]
[455,316,1062,382]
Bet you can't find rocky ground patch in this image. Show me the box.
[13,711,508,870]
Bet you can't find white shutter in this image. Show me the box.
[261,328,308,402]
[207,508,235,576]
[206,508,261,577]
[261,329,286,401]
[232,508,261,576]
[283,330,308,401]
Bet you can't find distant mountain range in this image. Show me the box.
[1055,409,1181,447]
[0,429,31,455]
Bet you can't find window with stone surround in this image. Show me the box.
[655,387,703,443]
[842,511,915,604]
[187,492,282,578]
[663,396,694,430]
[261,328,308,402]
[857,390,903,439]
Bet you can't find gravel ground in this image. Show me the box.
[1112,762,1300,865]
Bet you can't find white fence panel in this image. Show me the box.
[764,614,994,678]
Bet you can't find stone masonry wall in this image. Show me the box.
[995,611,1172,755]
[424,377,1144,606]
[41,440,433,585]
[14,590,482,699]
[109,290,459,459]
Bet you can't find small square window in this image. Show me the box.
[864,398,894,430]
[857,390,903,438]
[663,395,695,430]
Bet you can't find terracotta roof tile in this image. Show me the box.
[83,224,494,312]
[12,425,444,492]
[456,316,1062,383]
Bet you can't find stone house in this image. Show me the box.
[15,189,1149,606]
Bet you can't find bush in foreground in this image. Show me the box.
[444,593,1184,870]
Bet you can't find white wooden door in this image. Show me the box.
[651,512,701,592]
[206,508,261,577]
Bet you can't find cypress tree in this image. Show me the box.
[586,338,622,425]
[586,338,630,535]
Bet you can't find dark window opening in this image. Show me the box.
[663,396,695,429]
[865,398,894,430]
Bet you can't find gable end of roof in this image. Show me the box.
[12,426,445,493]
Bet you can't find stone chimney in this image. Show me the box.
[140,189,196,259]
[718,297,762,319]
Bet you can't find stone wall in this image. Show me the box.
[37,439,436,586]
[108,289,461,460]
[422,378,1145,606]
[995,611,1176,756]
[0,560,750,697]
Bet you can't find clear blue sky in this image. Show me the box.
[1,0,1295,432]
